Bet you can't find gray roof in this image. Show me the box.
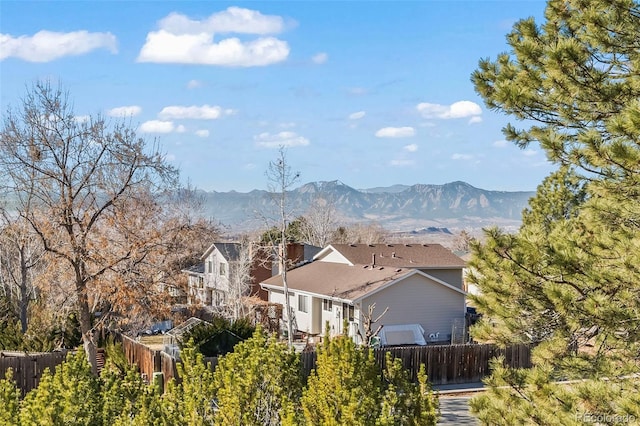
[262,261,414,301]
[183,263,205,274]
[201,242,242,262]
[324,243,466,268]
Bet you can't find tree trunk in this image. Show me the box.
[77,283,98,375]
[281,243,293,348]
[19,246,28,333]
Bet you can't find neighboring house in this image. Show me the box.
[260,243,468,344]
[185,242,240,306]
[184,242,321,307]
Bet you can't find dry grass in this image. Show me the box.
[139,335,165,350]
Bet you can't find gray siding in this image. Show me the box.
[419,268,463,289]
[361,274,465,341]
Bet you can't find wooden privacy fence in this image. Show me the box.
[0,351,68,395]
[1,341,532,394]
[112,332,161,384]
[298,344,531,385]
[369,343,532,385]
[109,332,217,389]
[123,341,530,388]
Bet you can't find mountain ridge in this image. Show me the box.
[197,180,535,233]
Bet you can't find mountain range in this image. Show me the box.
[195,181,535,234]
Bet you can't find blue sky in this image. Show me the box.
[1,1,553,192]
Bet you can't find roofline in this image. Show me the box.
[353,269,467,302]
[415,265,466,269]
[312,244,354,266]
[200,243,218,261]
[181,270,204,276]
[259,282,355,304]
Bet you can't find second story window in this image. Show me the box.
[207,261,213,274]
[323,299,332,311]
[298,294,308,313]
[220,263,227,276]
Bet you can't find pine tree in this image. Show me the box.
[0,369,20,426]
[301,328,381,425]
[469,0,640,423]
[212,326,303,425]
[377,354,439,426]
[19,350,101,426]
[100,342,148,424]
[158,341,217,426]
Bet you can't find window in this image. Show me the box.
[343,303,354,321]
[220,263,227,276]
[323,299,333,311]
[207,261,213,274]
[298,295,308,313]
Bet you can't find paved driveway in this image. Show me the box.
[438,396,479,425]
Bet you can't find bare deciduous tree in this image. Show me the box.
[333,222,388,245]
[265,147,299,347]
[299,196,337,248]
[226,238,253,320]
[0,82,178,373]
[357,302,388,346]
[0,207,45,332]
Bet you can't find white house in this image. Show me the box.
[184,242,322,308]
[184,242,241,306]
[260,243,468,344]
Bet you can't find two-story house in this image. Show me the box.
[185,242,240,306]
[185,242,321,308]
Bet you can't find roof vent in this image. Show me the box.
[395,268,402,272]
[386,244,394,247]
[379,266,384,270]
[350,244,357,247]
[369,244,375,247]
[405,244,411,247]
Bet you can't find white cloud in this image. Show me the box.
[1,30,117,62]
[254,131,310,148]
[375,126,415,138]
[416,100,482,119]
[403,144,418,152]
[159,105,232,120]
[348,111,366,120]
[390,159,415,167]
[165,153,176,161]
[493,140,508,148]
[139,120,175,133]
[107,105,142,117]
[137,8,290,67]
[468,116,483,124]
[74,115,90,123]
[187,79,202,89]
[452,153,473,160]
[523,149,538,156]
[138,32,289,66]
[195,129,210,137]
[158,8,286,35]
[176,125,186,133]
[312,52,328,64]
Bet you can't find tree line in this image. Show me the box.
[0,327,439,425]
